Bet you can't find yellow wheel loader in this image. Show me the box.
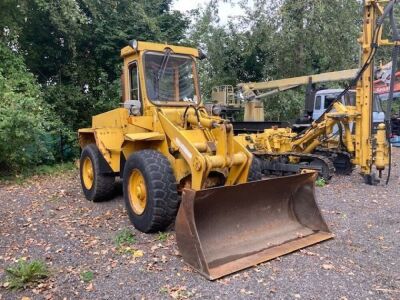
[78,41,332,279]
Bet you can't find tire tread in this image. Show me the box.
[80,144,115,202]
[123,150,179,233]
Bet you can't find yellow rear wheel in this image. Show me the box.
[82,157,94,190]
[128,169,147,215]
[80,144,115,202]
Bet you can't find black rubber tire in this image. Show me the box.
[247,156,263,182]
[123,150,179,233]
[80,144,115,202]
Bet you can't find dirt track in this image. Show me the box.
[0,149,399,299]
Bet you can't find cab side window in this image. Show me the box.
[129,62,140,101]
[315,96,322,110]
[324,95,336,109]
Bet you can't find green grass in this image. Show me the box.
[316,178,326,187]
[114,229,136,247]
[0,162,76,184]
[80,271,94,283]
[5,259,49,290]
[156,232,170,242]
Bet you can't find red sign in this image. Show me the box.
[374,71,400,95]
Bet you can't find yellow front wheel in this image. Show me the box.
[123,150,179,233]
[128,169,147,215]
[80,144,115,202]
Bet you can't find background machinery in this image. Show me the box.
[233,86,386,180]
[234,0,397,184]
[239,69,359,122]
[78,41,332,280]
[211,72,384,180]
[209,69,358,131]
[208,85,290,133]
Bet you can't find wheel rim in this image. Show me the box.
[128,169,147,215]
[82,157,94,190]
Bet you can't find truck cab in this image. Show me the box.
[312,89,385,127]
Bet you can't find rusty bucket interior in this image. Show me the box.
[175,172,333,280]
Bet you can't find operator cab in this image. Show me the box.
[120,40,203,115]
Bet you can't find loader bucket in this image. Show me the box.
[175,172,333,280]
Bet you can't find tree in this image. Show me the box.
[186,0,362,120]
[0,43,61,172]
[274,0,361,77]
[1,0,189,132]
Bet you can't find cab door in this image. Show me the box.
[312,95,324,120]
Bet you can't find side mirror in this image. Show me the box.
[124,100,141,116]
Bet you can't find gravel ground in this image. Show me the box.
[0,149,399,300]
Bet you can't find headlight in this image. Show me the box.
[128,40,138,51]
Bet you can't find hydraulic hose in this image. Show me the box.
[385,46,398,185]
[183,105,201,128]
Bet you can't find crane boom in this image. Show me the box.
[236,69,359,121]
[238,69,359,92]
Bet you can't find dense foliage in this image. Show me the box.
[187,0,362,120]
[0,0,188,172]
[0,44,61,171]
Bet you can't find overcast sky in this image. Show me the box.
[171,0,246,24]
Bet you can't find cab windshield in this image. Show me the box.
[144,52,199,104]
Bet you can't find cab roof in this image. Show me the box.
[121,40,199,58]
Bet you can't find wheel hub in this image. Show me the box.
[82,157,94,189]
[129,169,147,215]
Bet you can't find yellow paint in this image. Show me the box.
[125,132,165,142]
[243,101,265,122]
[239,69,359,91]
[375,123,389,170]
[121,40,199,59]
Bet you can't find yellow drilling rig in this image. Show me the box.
[234,0,397,184]
[212,69,363,180]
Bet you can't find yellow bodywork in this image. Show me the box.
[79,41,252,191]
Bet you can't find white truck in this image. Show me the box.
[311,89,385,128]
